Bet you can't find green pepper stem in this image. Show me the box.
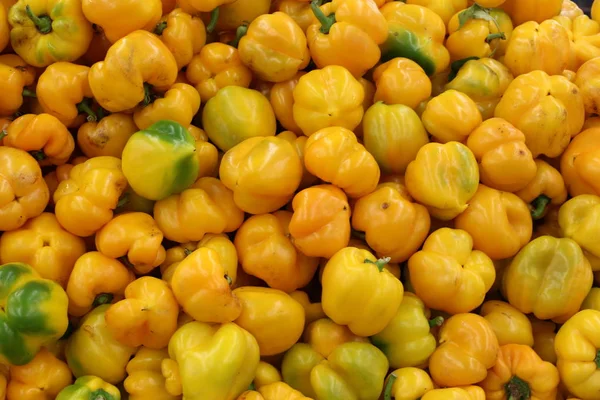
[25,5,52,34]
[154,21,167,35]
[92,293,114,307]
[365,257,392,272]
[311,0,336,34]
[183,248,193,256]
[30,150,46,161]
[383,372,397,400]
[530,195,551,220]
[206,7,219,33]
[429,316,444,328]
[595,349,600,368]
[248,382,256,391]
[229,24,248,48]
[0,131,7,141]
[143,83,154,106]
[224,274,233,285]
[116,193,129,209]
[77,98,97,122]
[91,388,112,400]
[22,88,37,98]
[486,32,506,42]
[504,375,531,400]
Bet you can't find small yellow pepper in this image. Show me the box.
[559,195,600,270]
[0,4,7,53]
[290,291,326,327]
[277,130,318,189]
[383,367,434,400]
[187,126,220,179]
[531,318,557,364]
[253,361,282,389]
[270,73,305,135]
[133,83,201,130]
[0,54,36,117]
[405,0,468,25]
[516,159,568,220]
[576,57,600,115]
[501,0,563,26]
[154,8,206,70]
[480,300,534,346]
[303,318,369,359]
[77,113,138,158]
[421,90,482,143]
[372,57,431,110]
[561,127,600,197]
[421,387,486,400]
[582,287,600,311]
[124,347,178,400]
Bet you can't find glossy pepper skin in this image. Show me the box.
[501,0,562,26]
[503,236,593,323]
[124,347,177,400]
[303,318,369,359]
[239,382,312,400]
[277,130,318,189]
[155,8,206,70]
[383,367,434,400]
[292,65,364,137]
[291,291,325,328]
[164,321,260,400]
[0,55,36,117]
[8,0,93,67]
[186,126,220,179]
[321,247,404,337]
[66,305,138,385]
[53,156,128,237]
[559,194,600,269]
[77,113,137,158]
[495,70,585,158]
[561,127,600,197]
[379,2,450,76]
[307,0,387,77]
[0,147,49,232]
[576,57,600,115]
[516,159,568,220]
[281,342,389,400]
[429,313,499,387]
[4,113,75,165]
[133,84,201,131]
[0,212,86,287]
[404,0,467,25]
[89,31,178,113]
[209,0,270,32]
[421,90,482,144]
[480,300,534,346]
[372,58,431,110]
[56,376,121,400]
[405,142,479,220]
[408,228,496,314]
[0,262,69,366]
[0,4,7,52]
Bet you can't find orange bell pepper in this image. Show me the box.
[77,113,138,159]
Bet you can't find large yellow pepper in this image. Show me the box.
[220,136,302,214]
[405,142,479,220]
[559,194,600,271]
[56,376,121,400]
[7,347,72,400]
[372,58,431,110]
[421,90,482,143]
[501,0,562,26]
[480,300,534,346]
[495,70,585,158]
[383,367,434,400]
[292,65,364,137]
[163,321,260,400]
[561,127,600,197]
[124,347,178,400]
[405,0,467,25]
[77,113,137,158]
[53,156,128,237]
[0,147,49,232]
[303,318,368,359]
[154,8,206,70]
[0,55,36,117]
[555,309,600,400]
[429,313,499,387]
[321,247,404,337]
[352,180,430,263]
[0,212,86,287]
[576,57,600,115]
[531,318,557,364]
[8,0,93,67]
[133,83,201,130]
[516,159,568,220]
[503,236,593,323]
[65,304,138,384]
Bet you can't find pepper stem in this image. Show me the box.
[248,382,256,391]
[365,257,392,272]
[206,7,219,33]
[224,274,233,285]
[183,248,193,256]
[595,349,600,368]
[0,131,6,141]
[143,83,154,106]
[530,195,551,220]
[97,107,106,120]
[92,293,114,307]
[77,98,97,122]
[229,24,248,48]
[383,372,397,400]
[311,0,336,34]
[30,150,46,161]
[429,316,444,328]
[505,376,531,400]
[116,193,129,209]
[91,389,112,400]
[22,88,37,98]
[486,32,506,42]
[154,21,167,35]
[25,5,52,34]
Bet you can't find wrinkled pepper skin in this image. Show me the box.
[503,236,593,323]
[155,8,206,70]
[559,194,600,267]
[281,342,389,400]
[501,0,563,26]
[133,83,201,131]
[122,120,200,201]
[0,262,69,366]
[303,318,369,359]
[8,0,93,67]
[480,301,534,346]
[0,55,36,117]
[421,90,482,144]
[124,347,177,400]
[405,142,479,220]
[0,212,86,287]
[89,30,178,113]
[77,113,138,159]
[321,247,404,337]
[495,70,585,158]
[516,159,568,219]
[372,57,431,110]
[561,127,600,197]
[408,228,496,314]
[56,376,121,400]
[165,321,260,400]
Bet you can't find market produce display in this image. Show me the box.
[3,0,600,399]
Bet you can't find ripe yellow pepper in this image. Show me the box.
[405,142,479,220]
[422,387,486,400]
[0,212,86,287]
[422,90,482,143]
[187,125,219,179]
[270,73,305,135]
[53,156,128,237]
[7,348,72,400]
[304,126,380,198]
[8,0,93,67]
[562,0,585,19]
[480,300,534,346]
[124,347,178,400]
[44,157,87,207]
[292,65,364,137]
[530,318,557,364]
[0,147,49,232]
[154,8,206,70]
[82,0,161,43]
[164,321,260,400]
[290,291,325,327]
[561,127,600,197]
[77,113,137,158]
[56,376,121,400]
[277,132,318,191]
[0,4,7,53]
[239,382,313,400]
[429,313,499,387]
[372,58,431,110]
[516,159,568,220]
[555,309,600,400]
[583,286,600,313]
[495,70,585,158]
[383,367,434,400]
[0,55,36,117]
[133,83,201,130]
[576,57,600,115]
[65,305,138,385]
[321,247,404,337]
[559,194,600,272]
[405,0,467,25]
[252,361,282,389]
[503,236,593,323]
[4,113,75,165]
[220,136,302,214]
[352,180,430,263]
[501,0,562,26]
[303,318,368,359]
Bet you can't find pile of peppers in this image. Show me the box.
[4,0,600,399]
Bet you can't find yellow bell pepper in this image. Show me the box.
[220,136,302,214]
[270,73,306,135]
[273,0,315,32]
[187,125,219,180]
[8,0,93,67]
[164,321,260,400]
[56,376,121,400]
[503,236,593,323]
[429,313,499,387]
[405,142,479,220]
[501,0,562,26]
[303,318,368,359]
[352,180,430,263]
[232,287,305,356]
[77,113,137,158]
[53,156,128,237]
[408,228,496,314]
[560,14,600,71]
[382,367,434,400]
[133,83,201,130]
[562,0,585,19]
[124,347,178,400]
[304,126,380,198]
[420,387,486,400]
[66,251,135,317]
[277,130,318,189]
[290,291,325,327]
[252,361,282,389]
[207,0,270,32]
[516,159,568,220]
[292,65,364,137]
[561,127,600,197]
[43,157,88,208]
[372,57,431,110]
[154,8,206,70]
[480,300,534,346]
[65,304,138,385]
[555,309,600,400]
[0,147,49,232]
[0,212,86,287]
[404,0,467,25]
[421,90,483,143]
[0,54,36,117]
[576,57,600,115]
[0,4,7,53]
[243,382,313,400]
[321,246,404,337]
[582,287,600,311]
[530,318,557,364]
[495,70,585,158]
[7,347,72,400]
